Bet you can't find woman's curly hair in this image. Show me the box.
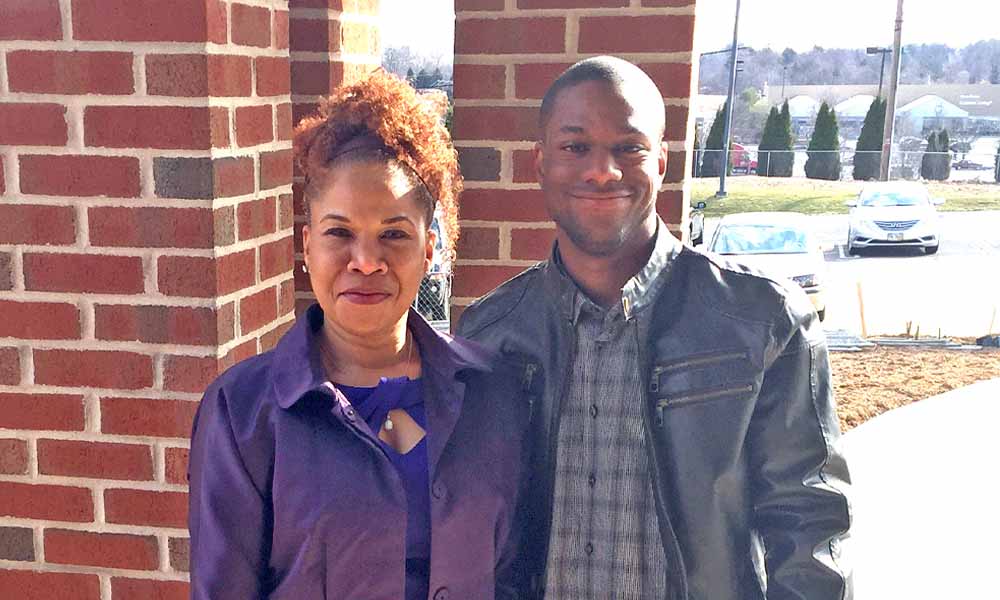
[293,69,462,255]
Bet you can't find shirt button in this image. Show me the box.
[433,587,450,600]
[588,474,596,487]
[585,543,594,555]
[432,482,447,500]
[589,405,598,419]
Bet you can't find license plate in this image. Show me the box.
[888,232,903,241]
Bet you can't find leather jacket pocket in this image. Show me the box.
[649,350,756,426]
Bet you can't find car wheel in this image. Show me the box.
[846,238,858,256]
[925,244,939,255]
[817,308,826,322]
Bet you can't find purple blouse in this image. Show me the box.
[338,378,430,600]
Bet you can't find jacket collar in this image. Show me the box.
[542,217,682,322]
[269,303,493,410]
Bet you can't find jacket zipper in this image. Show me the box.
[521,361,539,418]
[655,384,755,426]
[648,351,748,393]
[521,362,538,390]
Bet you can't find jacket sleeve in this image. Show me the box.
[748,301,853,600]
[188,384,270,599]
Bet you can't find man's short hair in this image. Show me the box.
[538,55,666,139]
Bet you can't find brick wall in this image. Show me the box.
[451,0,700,314]
[289,0,381,311]
[2,0,697,595]
[0,0,306,595]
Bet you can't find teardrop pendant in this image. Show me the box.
[385,415,394,431]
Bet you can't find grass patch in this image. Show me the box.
[690,177,1000,217]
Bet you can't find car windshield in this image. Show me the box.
[859,189,929,207]
[712,224,809,255]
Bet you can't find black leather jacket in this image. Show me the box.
[457,227,852,600]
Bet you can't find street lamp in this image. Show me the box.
[867,46,891,98]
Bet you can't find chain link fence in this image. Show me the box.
[413,216,453,331]
[414,272,451,331]
[694,149,1000,183]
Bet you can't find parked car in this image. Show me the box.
[707,212,827,321]
[689,201,706,245]
[846,182,943,255]
[952,159,990,171]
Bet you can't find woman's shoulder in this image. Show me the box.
[201,349,281,419]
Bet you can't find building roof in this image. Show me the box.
[767,84,1000,118]
[835,94,877,118]
[897,95,969,118]
[787,95,820,118]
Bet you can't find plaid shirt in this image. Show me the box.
[543,248,672,599]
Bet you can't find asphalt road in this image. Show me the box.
[701,211,1000,337]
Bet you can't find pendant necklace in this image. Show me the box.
[384,330,413,432]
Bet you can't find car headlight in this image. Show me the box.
[792,274,819,288]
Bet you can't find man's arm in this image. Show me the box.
[188,385,269,599]
[748,305,853,599]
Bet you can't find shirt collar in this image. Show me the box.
[269,303,494,410]
[543,217,681,323]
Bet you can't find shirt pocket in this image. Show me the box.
[649,350,757,425]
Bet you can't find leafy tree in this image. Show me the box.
[756,106,780,176]
[768,100,795,177]
[804,102,841,180]
[740,86,761,106]
[413,68,437,88]
[920,131,938,180]
[853,98,886,181]
[700,104,729,177]
[781,48,798,67]
[921,130,952,181]
[936,129,952,180]
[405,67,415,83]
[991,64,1000,85]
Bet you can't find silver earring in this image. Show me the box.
[301,264,308,273]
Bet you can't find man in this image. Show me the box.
[458,56,852,599]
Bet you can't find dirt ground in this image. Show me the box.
[830,346,1000,431]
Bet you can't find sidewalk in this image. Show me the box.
[841,378,1000,599]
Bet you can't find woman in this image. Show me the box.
[188,70,529,600]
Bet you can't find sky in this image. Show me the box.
[379,0,1000,57]
[694,0,1000,53]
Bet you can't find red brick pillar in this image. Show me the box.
[0,0,299,595]
[289,0,381,311]
[451,0,700,313]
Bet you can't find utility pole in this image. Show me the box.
[867,46,891,98]
[717,0,742,198]
[879,0,905,181]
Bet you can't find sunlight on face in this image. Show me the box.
[302,161,435,338]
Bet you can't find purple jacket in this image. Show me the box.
[188,304,530,599]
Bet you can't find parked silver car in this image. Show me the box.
[846,182,944,255]
[708,212,827,321]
